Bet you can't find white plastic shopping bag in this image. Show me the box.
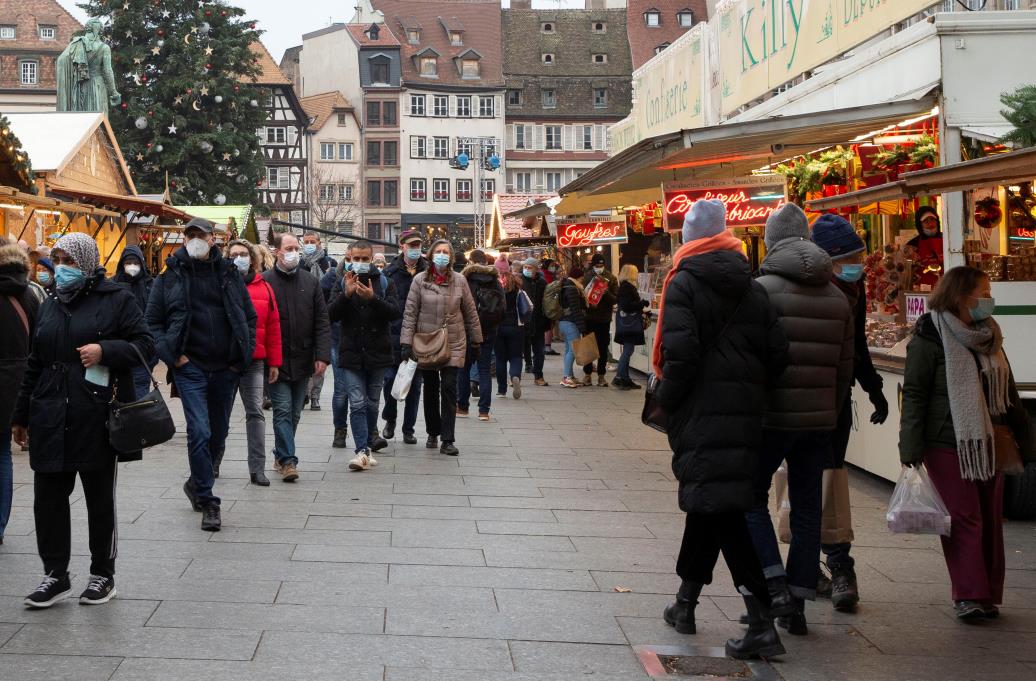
[886,465,951,537]
[391,360,419,401]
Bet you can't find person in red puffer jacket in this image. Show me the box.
[227,240,282,486]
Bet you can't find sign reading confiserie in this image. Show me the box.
[556,221,629,249]
[663,176,787,230]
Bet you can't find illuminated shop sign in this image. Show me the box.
[663,176,787,230]
[556,221,629,248]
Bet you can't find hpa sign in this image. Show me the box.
[663,176,787,230]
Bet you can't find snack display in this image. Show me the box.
[864,244,910,315]
[865,317,909,349]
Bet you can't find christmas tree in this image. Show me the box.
[1001,85,1036,148]
[77,0,268,205]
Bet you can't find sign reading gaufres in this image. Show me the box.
[663,176,787,230]
[556,221,629,248]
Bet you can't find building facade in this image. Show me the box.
[301,91,362,236]
[502,8,632,196]
[625,0,708,69]
[372,0,506,243]
[0,0,82,111]
[249,43,309,224]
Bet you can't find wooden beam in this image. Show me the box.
[102,219,129,269]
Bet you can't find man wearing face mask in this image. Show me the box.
[327,240,400,470]
[262,232,332,482]
[380,231,427,445]
[114,245,157,400]
[373,253,387,273]
[520,258,548,386]
[146,218,257,532]
[581,253,618,386]
[300,232,337,410]
[810,215,887,612]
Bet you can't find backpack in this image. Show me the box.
[475,283,505,328]
[542,279,564,321]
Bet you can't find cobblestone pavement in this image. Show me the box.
[1,354,1036,680]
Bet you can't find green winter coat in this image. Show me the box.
[899,313,1035,466]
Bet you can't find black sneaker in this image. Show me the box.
[24,572,73,609]
[183,480,202,512]
[441,442,459,456]
[831,567,860,612]
[201,505,222,532]
[471,383,480,397]
[954,600,985,620]
[382,421,396,440]
[310,398,321,411]
[426,435,438,449]
[403,433,417,445]
[370,436,389,452]
[332,428,349,449]
[79,575,116,605]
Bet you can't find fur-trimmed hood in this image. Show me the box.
[461,263,498,279]
[0,241,30,271]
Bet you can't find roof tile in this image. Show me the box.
[626,0,707,70]
[300,91,355,131]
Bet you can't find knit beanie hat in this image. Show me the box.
[522,257,538,268]
[811,214,865,261]
[682,199,727,242]
[764,203,810,249]
[37,257,55,273]
[495,258,510,275]
[54,232,100,274]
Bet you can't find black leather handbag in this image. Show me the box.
[641,374,668,433]
[108,345,176,454]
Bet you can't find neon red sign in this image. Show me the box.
[1016,227,1035,239]
[556,221,628,248]
[664,184,787,230]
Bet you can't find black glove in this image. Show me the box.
[400,344,413,362]
[467,343,480,363]
[868,389,889,425]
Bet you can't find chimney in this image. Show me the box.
[511,0,532,8]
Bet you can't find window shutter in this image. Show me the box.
[562,125,573,151]
[535,169,544,191]
[410,136,421,158]
[595,125,605,150]
[257,127,266,145]
[533,125,544,151]
[506,124,514,150]
[287,126,297,145]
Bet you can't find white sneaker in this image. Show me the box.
[368,454,379,467]
[349,451,371,471]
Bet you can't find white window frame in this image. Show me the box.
[545,172,562,192]
[542,89,556,109]
[337,112,348,126]
[409,94,426,116]
[38,25,56,40]
[592,54,608,64]
[266,127,286,144]
[645,11,661,27]
[480,179,495,201]
[507,89,522,107]
[450,31,463,46]
[677,10,694,27]
[545,125,562,150]
[20,60,38,86]
[433,136,449,159]
[515,172,531,193]
[267,167,288,189]
[593,88,607,108]
[433,95,449,117]
[319,184,337,201]
[410,136,427,159]
[456,95,472,117]
[461,59,479,79]
[338,142,354,161]
[456,179,472,202]
[582,125,593,150]
[0,25,15,40]
[410,178,427,201]
[432,178,450,202]
[515,125,528,150]
[478,95,495,118]
[340,184,354,202]
[420,57,437,77]
[320,142,335,161]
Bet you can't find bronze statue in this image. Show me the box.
[56,19,121,113]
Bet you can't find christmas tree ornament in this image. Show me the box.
[215,193,226,205]
[134,116,148,129]
[199,22,211,35]
[155,144,163,152]
[167,123,178,134]
[249,99,258,107]
[199,141,214,154]
[236,174,248,184]
[214,95,223,103]
[222,152,231,161]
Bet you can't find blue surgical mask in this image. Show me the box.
[37,271,51,285]
[352,262,371,275]
[523,268,534,279]
[970,297,995,322]
[432,253,450,269]
[54,264,85,289]
[303,244,317,255]
[406,248,422,261]
[342,261,352,272]
[835,264,864,283]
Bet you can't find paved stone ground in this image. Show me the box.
[1,352,1036,680]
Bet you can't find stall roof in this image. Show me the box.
[48,184,193,221]
[557,98,937,215]
[0,185,121,218]
[502,196,562,220]
[807,146,1036,211]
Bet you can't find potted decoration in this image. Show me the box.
[909,134,938,169]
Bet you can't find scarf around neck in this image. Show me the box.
[932,311,1011,481]
[651,230,746,377]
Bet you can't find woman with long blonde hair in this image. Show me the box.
[613,264,649,389]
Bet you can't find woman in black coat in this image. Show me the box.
[612,264,649,390]
[558,265,588,388]
[12,233,154,609]
[656,204,789,659]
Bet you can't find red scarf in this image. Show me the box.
[651,230,746,377]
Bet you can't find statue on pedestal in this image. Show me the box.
[56,19,121,113]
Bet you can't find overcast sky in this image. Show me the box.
[58,0,584,66]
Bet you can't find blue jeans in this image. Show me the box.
[459,332,495,415]
[745,428,831,600]
[174,363,240,507]
[330,343,349,430]
[495,325,524,393]
[0,430,11,539]
[615,342,636,381]
[382,361,423,435]
[559,320,580,378]
[344,367,386,452]
[269,377,309,466]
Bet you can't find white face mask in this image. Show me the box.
[282,250,300,268]
[186,237,209,259]
[233,255,251,273]
[123,263,141,277]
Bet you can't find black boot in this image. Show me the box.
[830,567,860,612]
[740,575,797,623]
[726,595,786,660]
[332,428,349,449]
[426,435,438,449]
[776,597,808,636]
[663,580,702,634]
[382,421,396,440]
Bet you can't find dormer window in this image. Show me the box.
[420,56,437,77]
[592,53,607,64]
[367,23,380,41]
[450,31,462,46]
[644,9,661,27]
[654,42,670,54]
[541,22,554,34]
[407,29,420,44]
[677,9,694,27]
[542,53,554,65]
[370,55,390,84]
[0,25,15,40]
[461,59,479,78]
[593,21,606,33]
[38,25,56,40]
[337,112,348,126]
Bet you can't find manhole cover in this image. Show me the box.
[657,655,752,678]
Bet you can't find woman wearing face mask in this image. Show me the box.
[34,257,55,293]
[494,264,525,399]
[400,239,483,456]
[907,206,944,289]
[227,240,282,486]
[12,232,154,608]
[114,246,157,399]
[900,266,1035,621]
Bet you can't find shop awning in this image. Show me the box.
[807,146,1036,211]
[0,184,121,218]
[47,184,194,221]
[502,197,561,220]
[557,98,938,214]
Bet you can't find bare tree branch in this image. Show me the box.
[310,164,362,234]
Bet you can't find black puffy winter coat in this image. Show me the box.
[614,280,648,345]
[113,244,153,312]
[0,241,39,430]
[327,272,401,370]
[658,250,789,514]
[13,274,155,472]
[263,265,332,382]
[462,264,506,338]
[146,246,256,373]
[521,271,548,335]
[383,254,428,358]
